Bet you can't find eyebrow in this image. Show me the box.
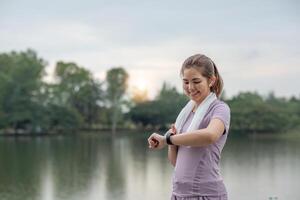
[182,78,202,81]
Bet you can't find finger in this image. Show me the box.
[148,134,158,148]
[171,124,175,130]
[149,142,158,149]
[148,134,155,143]
[149,140,156,146]
[149,140,155,148]
[171,124,177,134]
[150,138,157,146]
[151,138,159,147]
[148,140,153,146]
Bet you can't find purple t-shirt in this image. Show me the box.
[172,99,231,197]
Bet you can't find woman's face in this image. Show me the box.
[182,67,213,105]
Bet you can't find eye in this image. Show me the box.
[193,81,201,84]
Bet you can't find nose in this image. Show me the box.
[188,82,195,91]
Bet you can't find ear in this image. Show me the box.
[209,76,217,87]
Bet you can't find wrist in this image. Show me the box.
[165,131,174,145]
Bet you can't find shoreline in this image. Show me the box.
[1,128,300,139]
[246,129,300,140]
[0,127,151,137]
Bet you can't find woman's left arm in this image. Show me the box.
[148,118,225,149]
[170,118,225,147]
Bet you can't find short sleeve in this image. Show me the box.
[211,102,231,135]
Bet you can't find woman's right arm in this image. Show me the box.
[148,124,178,166]
[168,145,178,167]
[168,124,178,167]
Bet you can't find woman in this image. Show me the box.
[148,54,230,200]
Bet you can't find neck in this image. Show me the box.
[192,101,201,112]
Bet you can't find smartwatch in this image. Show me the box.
[165,131,174,145]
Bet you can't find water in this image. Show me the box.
[0,132,299,200]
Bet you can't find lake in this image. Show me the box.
[0,132,299,200]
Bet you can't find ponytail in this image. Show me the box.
[211,61,223,98]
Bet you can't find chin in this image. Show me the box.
[192,96,205,104]
[190,96,200,102]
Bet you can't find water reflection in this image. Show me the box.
[222,137,300,200]
[0,133,299,200]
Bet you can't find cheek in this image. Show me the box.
[201,83,210,91]
[198,82,208,88]
[182,84,189,92]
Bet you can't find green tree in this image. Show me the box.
[0,50,84,133]
[227,92,291,134]
[34,83,83,131]
[105,67,129,133]
[0,49,47,132]
[129,82,188,130]
[53,62,104,127]
[155,82,188,127]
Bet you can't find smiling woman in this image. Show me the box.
[147,54,230,200]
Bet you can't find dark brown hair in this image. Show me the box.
[180,54,223,97]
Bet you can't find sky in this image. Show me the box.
[0,0,299,99]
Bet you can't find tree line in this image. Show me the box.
[0,49,299,135]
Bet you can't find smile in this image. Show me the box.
[190,91,200,96]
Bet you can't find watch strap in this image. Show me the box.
[165,131,174,145]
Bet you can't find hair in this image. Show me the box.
[180,54,223,97]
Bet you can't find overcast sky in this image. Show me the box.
[1,0,299,98]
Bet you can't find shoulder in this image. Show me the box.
[208,100,231,125]
[211,100,230,114]
[209,100,231,133]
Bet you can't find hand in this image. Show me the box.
[165,124,177,136]
[147,133,166,149]
[170,124,177,135]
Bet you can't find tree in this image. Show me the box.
[129,82,188,130]
[53,62,104,127]
[227,92,291,134]
[155,82,188,127]
[105,67,129,133]
[0,49,47,132]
